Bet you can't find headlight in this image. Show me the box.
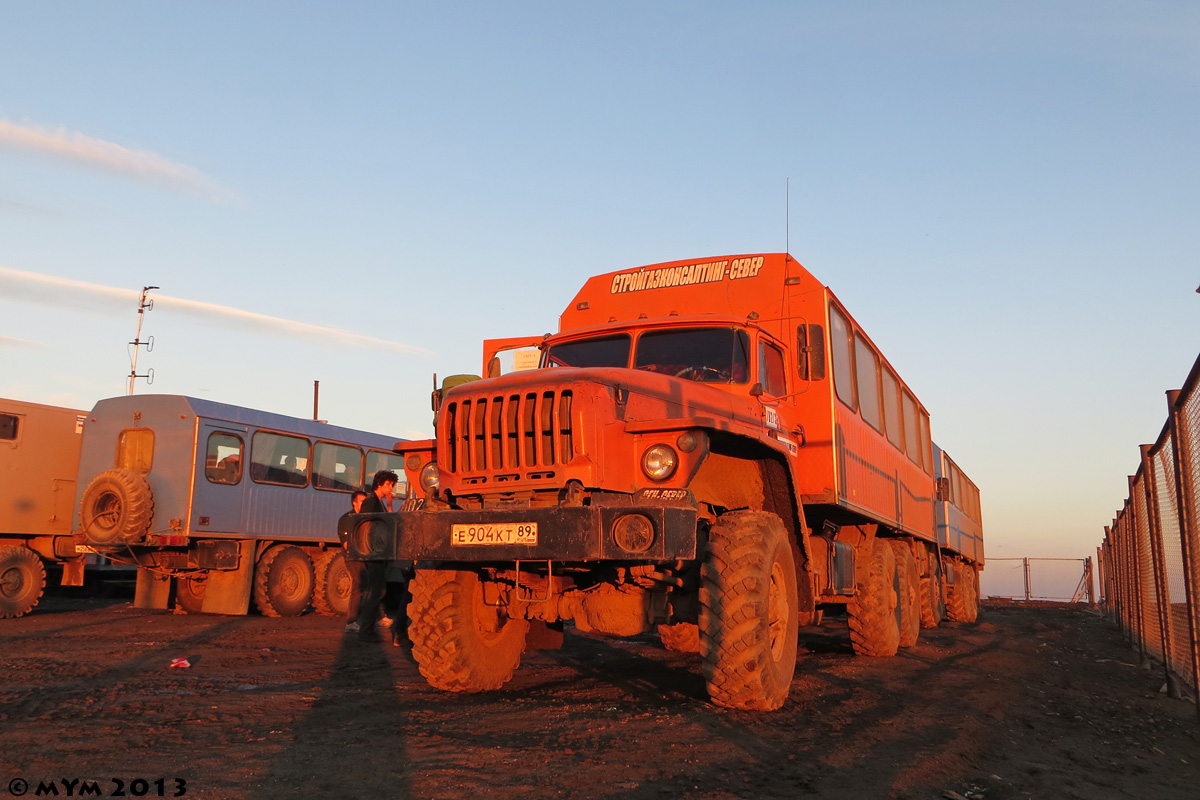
[641,444,678,481]
[419,461,440,494]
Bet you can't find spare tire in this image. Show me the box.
[79,469,155,545]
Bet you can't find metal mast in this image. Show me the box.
[127,285,158,395]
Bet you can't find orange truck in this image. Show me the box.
[347,252,984,709]
[1,398,89,617]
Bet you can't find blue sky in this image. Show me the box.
[1,2,1197,562]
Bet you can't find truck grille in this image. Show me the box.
[444,390,575,478]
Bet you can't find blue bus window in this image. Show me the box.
[313,441,363,492]
[250,431,310,487]
[205,433,244,485]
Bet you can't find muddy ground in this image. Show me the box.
[1,591,1197,800]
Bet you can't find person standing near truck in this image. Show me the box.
[353,471,398,641]
[341,491,369,632]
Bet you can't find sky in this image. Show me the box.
[1,2,1197,562]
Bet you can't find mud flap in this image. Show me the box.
[134,567,171,609]
[59,558,85,587]
[198,540,254,615]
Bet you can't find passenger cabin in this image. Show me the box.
[550,252,937,540]
[73,395,407,547]
[934,444,985,565]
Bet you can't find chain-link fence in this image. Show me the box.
[1102,352,1200,718]
[981,557,1094,602]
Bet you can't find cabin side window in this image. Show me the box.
[759,340,787,397]
[854,335,882,432]
[205,433,244,485]
[250,431,310,487]
[918,410,932,475]
[829,306,856,409]
[881,367,902,449]
[313,442,364,492]
[0,413,18,441]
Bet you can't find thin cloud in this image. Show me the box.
[0,265,433,357]
[0,120,237,204]
[0,334,42,348]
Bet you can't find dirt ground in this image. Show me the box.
[2,590,1198,800]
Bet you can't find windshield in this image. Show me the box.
[544,334,631,368]
[545,327,750,384]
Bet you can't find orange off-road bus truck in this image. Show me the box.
[346,252,984,710]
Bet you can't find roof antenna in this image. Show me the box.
[127,285,158,395]
[786,177,790,256]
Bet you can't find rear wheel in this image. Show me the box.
[0,546,46,619]
[888,541,920,648]
[658,622,701,653]
[848,539,900,657]
[408,569,529,692]
[945,560,976,623]
[919,552,944,629]
[699,510,799,711]
[253,545,315,617]
[175,572,208,614]
[313,550,352,617]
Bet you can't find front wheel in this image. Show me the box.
[0,546,46,619]
[699,511,799,711]
[408,569,529,692]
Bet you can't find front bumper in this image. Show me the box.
[341,503,699,563]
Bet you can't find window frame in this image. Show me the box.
[249,430,312,488]
[204,432,244,485]
[312,440,365,493]
[828,305,857,410]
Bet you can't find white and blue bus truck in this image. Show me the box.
[72,394,407,616]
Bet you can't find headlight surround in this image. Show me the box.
[641,444,678,481]
[419,461,440,494]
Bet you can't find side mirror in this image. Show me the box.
[749,382,764,397]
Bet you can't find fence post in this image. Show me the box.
[1022,557,1030,601]
[1126,488,1150,667]
[1166,389,1200,719]
[1141,444,1180,698]
[1085,556,1095,605]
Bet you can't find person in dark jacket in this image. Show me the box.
[353,470,398,640]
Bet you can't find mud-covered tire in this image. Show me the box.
[920,570,944,629]
[658,622,701,653]
[963,564,980,622]
[699,510,799,711]
[79,469,154,545]
[888,541,920,648]
[175,573,208,614]
[945,560,977,623]
[848,539,900,657]
[0,546,46,619]
[253,545,315,617]
[408,568,529,692]
[312,550,352,617]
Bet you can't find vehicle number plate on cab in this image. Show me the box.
[451,522,538,546]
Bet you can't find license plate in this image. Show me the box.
[451,522,538,546]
